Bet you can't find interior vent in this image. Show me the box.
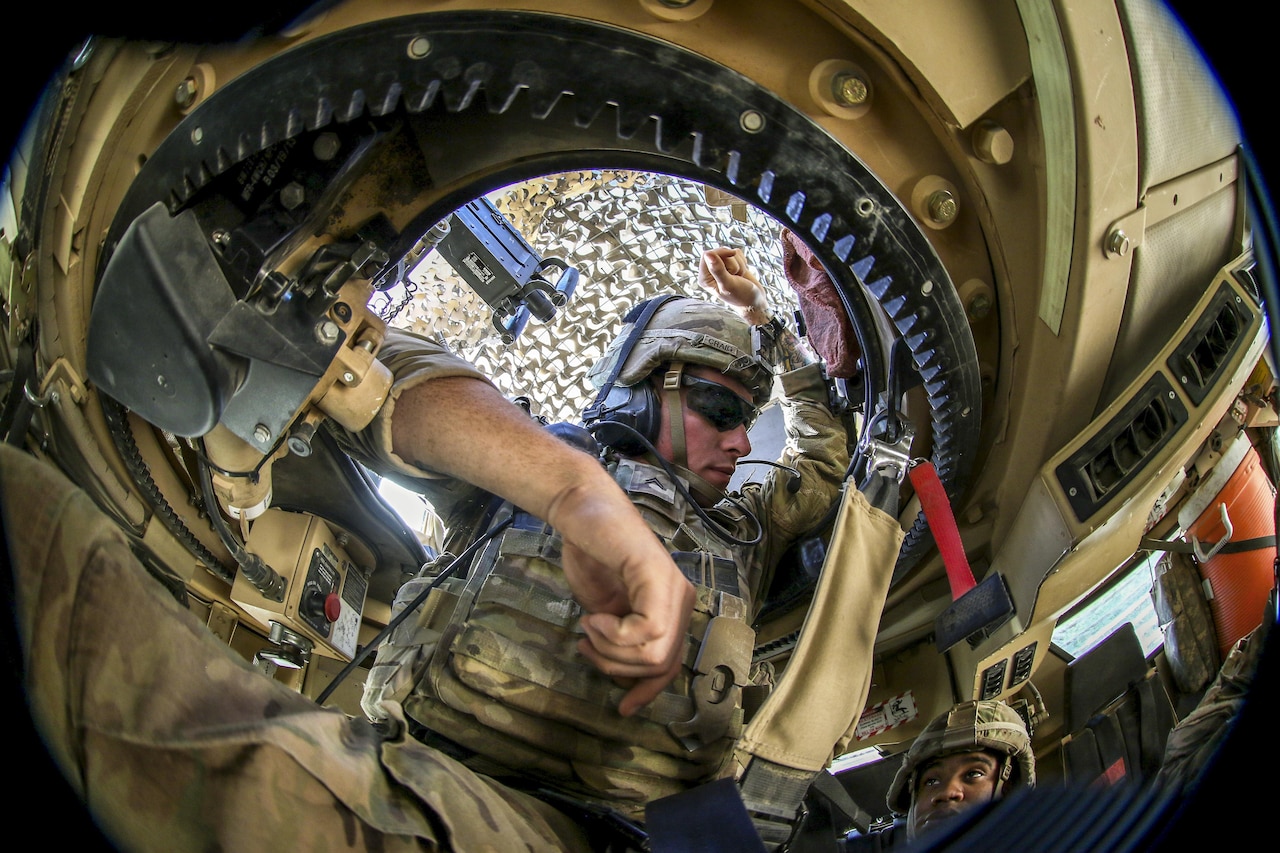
[1056,374,1188,521]
[980,659,1008,699]
[1167,281,1255,406]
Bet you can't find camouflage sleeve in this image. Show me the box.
[0,443,588,852]
[740,361,850,607]
[328,326,497,484]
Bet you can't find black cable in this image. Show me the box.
[736,458,802,493]
[194,439,284,598]
[314,513,514,706]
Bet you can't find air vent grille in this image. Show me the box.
[980,659,1007,699]
[1168,281,1255,406]
[1056,374,1188,521]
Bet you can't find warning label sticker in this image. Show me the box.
[463,252,496,285]
[854,691,918,740]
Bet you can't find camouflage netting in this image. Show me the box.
[375,171,800,425]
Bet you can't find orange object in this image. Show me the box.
[1186,445,1277,661]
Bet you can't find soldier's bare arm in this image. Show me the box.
[699,247,822,371]
[390,374,695,716]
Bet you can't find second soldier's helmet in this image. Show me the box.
[582,294,771,455]
[885,700,1036,817]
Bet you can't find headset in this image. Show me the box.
[581,295,679,453]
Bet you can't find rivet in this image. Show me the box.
[313,133,341,162]
[740,110,765,133]
[407,37,431,59]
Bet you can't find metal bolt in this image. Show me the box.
[313,132,341,162]
[968,293,992,320]
[280,182,306,210]
[287,422,316,457]
[190,127,204,145]
[920,280,934,296]
[972,120,1014,165]
[212,229,230,249]
[253,424,272,444]
[315,320,341,346]
[740,110,765,133]
[1107,229,1131,257]
[342,371,356,384]
[407,37,431,59]
[927,190,957,224]
[831,72,869,107]
[174,77,198,108]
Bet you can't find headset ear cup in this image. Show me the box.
[595,383,659,453]
[631,382,660,445]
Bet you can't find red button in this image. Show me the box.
[324,592,342,623]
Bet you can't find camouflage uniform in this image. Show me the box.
[1155,620,1270,793]
[1,441,592,852]
[349,314,848,822]
[5,302,845,850]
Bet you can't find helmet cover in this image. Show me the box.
[587,295,772,406]
[885,700,1036,815]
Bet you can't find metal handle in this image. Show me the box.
[1191,502,1234,562]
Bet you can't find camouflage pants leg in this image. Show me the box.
[1,444,589,853]
[1155,619,1271,794]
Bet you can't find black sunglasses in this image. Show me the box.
[681,374,759,432]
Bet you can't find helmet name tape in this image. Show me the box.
[697,334,741,356]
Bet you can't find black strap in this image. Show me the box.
[1134,674,1168,779]
[1140,535,1277,556]
[646,778,767,852]
[582,295,678,422]
[809,769,877,835]
[0,340,36,446]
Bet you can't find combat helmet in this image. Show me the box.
[582,295,772,481]
[886,699,1036,818]
[586,294,772,405]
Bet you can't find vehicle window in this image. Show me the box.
[1051,551,1165,659]
[830,745,884,773]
